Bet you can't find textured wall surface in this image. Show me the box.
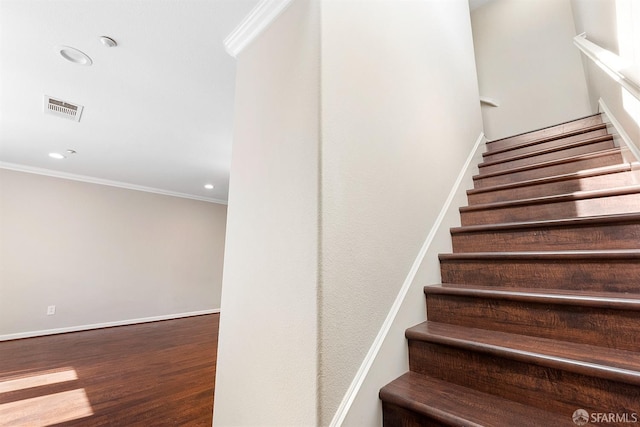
[571,0,640,151]
[0,168,226,337]
[320,1,483,424]
[213,0,321,425]
[472,0,592,140]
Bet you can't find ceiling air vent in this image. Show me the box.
[44,95,84,122]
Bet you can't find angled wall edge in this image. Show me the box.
[224,0,294,58]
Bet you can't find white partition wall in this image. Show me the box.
[214,1,483,425]
[471,0,592,140]
[572,0,640,152]
[0,168,227,339]
[213,1,321,425]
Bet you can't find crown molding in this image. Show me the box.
[0,162,228,205]
[224,0,293,58]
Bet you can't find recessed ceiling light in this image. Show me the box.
[99,36,118,48]
[204,184,215,190]
[49,152,66,160]
[57,46,92,66]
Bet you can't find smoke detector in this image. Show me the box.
[44,95,84,122]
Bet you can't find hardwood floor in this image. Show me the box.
[0,314,219,426]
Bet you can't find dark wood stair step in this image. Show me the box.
[451,213,640,252]
[407,321,640,415]
[467,163,640,205]
[485,114,603,152]
[408,321,640,386]
[424,284,640,351]
[473,149,624,188]
[379,372,574,427]
[439,250,640,292]
[460,185,640,226]
[483,123,608,160]
[479,135,614,174]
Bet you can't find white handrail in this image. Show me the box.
[573,33,640,102]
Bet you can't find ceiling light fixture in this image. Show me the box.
[204,184,215,190]
[57,46,93,66]
[49,152,66,160]
[99,36,117,48]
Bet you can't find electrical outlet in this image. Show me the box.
[47,305,56,315]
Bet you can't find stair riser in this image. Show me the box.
[408,341,640,416]
[479,140,615,175]
[468,170,640,205]
[460,193,640,226]
[426,294,640,352]
[451,222,640,252]
[483,129,609,162]
[486,116,603,152]
[382,402,449,427]
[382,113,640,425]
[473,153,623,188]
[439,259,640,292]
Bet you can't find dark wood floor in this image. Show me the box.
[0,314,219,426]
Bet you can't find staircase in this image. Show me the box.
[379,114,640,426]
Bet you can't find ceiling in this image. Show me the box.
[0,0,260,203]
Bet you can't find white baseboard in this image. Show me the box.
[0,309,220,342]
[598,98,640,163]
[328,132,486,427]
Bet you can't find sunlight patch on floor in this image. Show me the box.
[0,388,93,426]
[0,368,94,426]
[0,368,78,394]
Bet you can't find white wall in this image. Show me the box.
[341,137,484,427]
[320,1,483,424]
[215,1,483,425]
[471,0,592,140]
[571,0,640,152]
[213,0,321,425]
[0,168,227,338]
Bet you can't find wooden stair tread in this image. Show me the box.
[460,184,640,213]
[467,162,638,196]
[479,134,613,168]
[450,212,640,234]
[406,321,640,386]
[483,123,608,157]
[424,284,640,309]
[473,148,623,181]
[381,114,640,425]
[485,113,602,146]
[379,372,573,427]
[439,249,640,261]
